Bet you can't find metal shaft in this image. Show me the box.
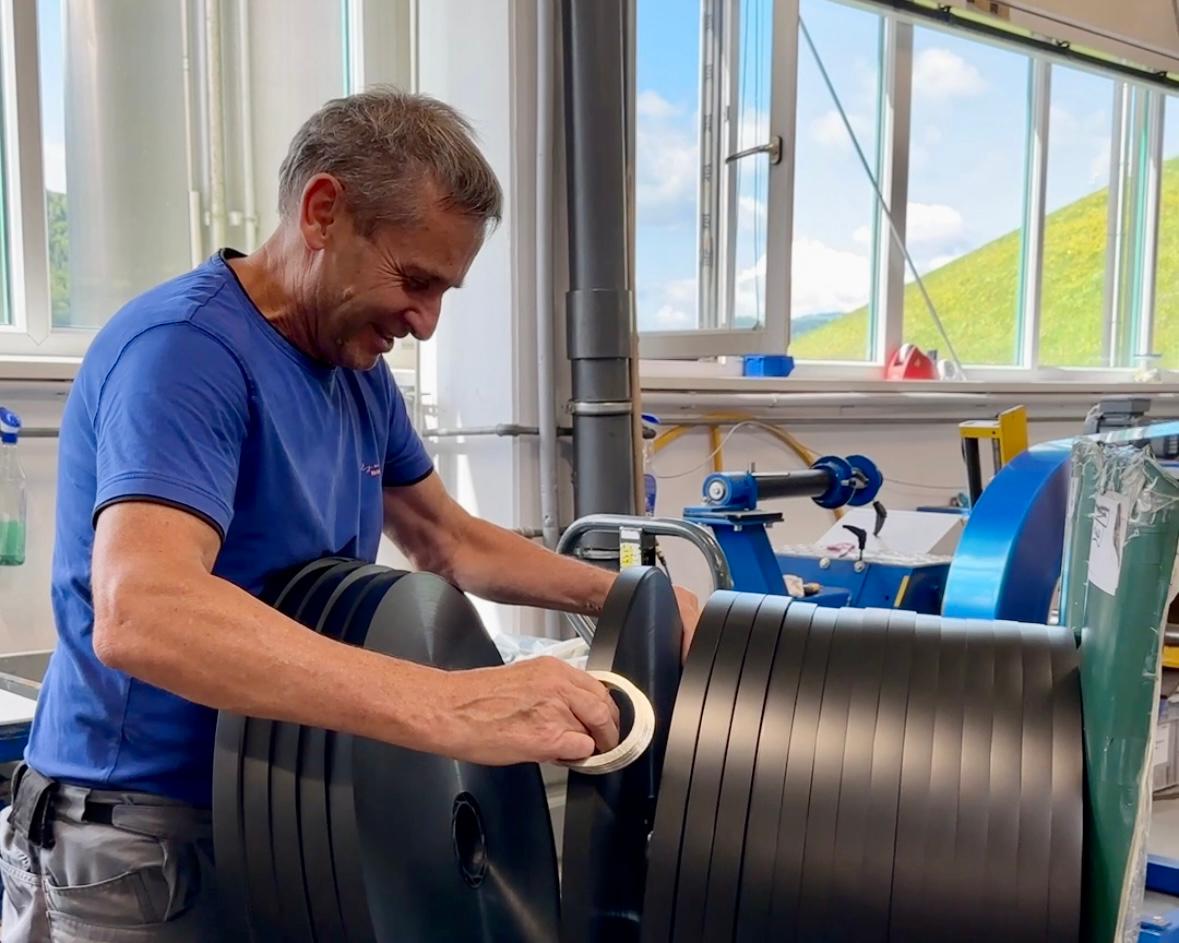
[752,470,833,501]
[562,0,637,525]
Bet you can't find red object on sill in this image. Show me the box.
[885,344,938,380]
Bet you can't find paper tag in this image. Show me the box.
[1088,492,1126,597]
[1156,725,1171,768]
[619,527,643,570]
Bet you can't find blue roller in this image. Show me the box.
[941,419,1179,622]
[941,444,1070,622]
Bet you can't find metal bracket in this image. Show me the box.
[725,135,782,166]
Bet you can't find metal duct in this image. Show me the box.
[561,0,639,532]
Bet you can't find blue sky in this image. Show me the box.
[634,0,1157,345]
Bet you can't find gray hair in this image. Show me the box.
[277,87,502,235]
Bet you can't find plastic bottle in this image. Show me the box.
[641,413,660,516]
[0,407,26,566]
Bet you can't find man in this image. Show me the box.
[0,89,699,940]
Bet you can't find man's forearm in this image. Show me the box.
[96,569,457,755]
[447,516,616,615]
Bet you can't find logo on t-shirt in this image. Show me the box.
[361,462,381,478]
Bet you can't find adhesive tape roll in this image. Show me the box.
[559,670,656,776]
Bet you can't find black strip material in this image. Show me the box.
[672,593,764,942]
[886,612,943,940]
[953,617,997,943]
[796,607,867,940]
[854,609,916,943]
[351,574,559,941]
[1014,622,1055,942]
[816,606,886,942]
[1047,627,1083,942]
[982,618,1025,940]
[700,595,790,943]
[562,567,683,943]
[299,564,386,943]
[766,605,839,939]
[269,561,365,943]
[913,614,968,940]
[733,602,817,943]
[240,558,344,940]
[326,570,406,943]
[642,592,739,943]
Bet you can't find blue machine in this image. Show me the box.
[681,454,949,611]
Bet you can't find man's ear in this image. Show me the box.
[299,174,345,250]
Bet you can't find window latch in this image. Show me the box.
[725,135,782,166]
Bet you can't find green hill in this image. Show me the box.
[790,156,1179,367]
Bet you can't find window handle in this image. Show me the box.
[725,135,782,165]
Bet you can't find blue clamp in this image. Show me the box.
[811,454,884,509]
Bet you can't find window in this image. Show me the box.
[900,31,1030,366]
[632,0,1179,382]
[0,1,410,364]
[1155,95,1179,368]
[787,0,881,362]
[1039,65,1115,368]
[634,0,701,334]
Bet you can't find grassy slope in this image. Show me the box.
[790,156,1179,366]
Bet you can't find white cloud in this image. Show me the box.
[913,48,986,101]
[637,90,681,120]
[636,120,698,223]
[851,203,963,249]
[663,277,697,305]
[809,109,872,152]
[652,305,695,330]
[905,202,965,244]
[1089,149,1110,186]
[739,196,767,228]
[43,141,66,193]
[926,251,963,271]
[790,239,872,316]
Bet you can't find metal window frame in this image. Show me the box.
[639,0,794,359]
[1016,58,1049,369]
[0,0,86,360]
[869,14,910,364]
[1135,89,1164,363]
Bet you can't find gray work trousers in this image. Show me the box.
[0,764,225,941]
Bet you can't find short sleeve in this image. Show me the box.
[383,373,433,487]
[93,324,250,538]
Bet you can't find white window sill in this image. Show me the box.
[0,356,80,382]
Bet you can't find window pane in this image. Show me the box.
[635,0,701,332]
[0,44,10,327]
[900,29,1029,366]
[788,0,881,362]
[35,1,347,336]
[1153,95,1179,367]
[728,0,772,332]
[1039,66,1114,367]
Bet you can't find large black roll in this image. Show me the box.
[645,596,1083,943]
[350,573,561,942]
[212,555,350,941]
[561,566,683,943]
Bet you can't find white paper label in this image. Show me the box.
[619,527,643,570]
[1088,492,1126,597]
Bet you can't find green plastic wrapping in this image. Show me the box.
[1063,439,1179,943]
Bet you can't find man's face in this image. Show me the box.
[304,183,485,370]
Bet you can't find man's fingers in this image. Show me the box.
[554,729,596,762]
[565,685,621,754]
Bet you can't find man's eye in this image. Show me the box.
[408,278,430,292]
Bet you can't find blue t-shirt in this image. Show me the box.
[25,250,434,806]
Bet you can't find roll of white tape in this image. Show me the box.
[559,670,656,776]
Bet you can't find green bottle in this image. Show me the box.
[0,407,26,567]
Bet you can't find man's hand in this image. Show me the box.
[431,656,621,766]
[675,585,702,662]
